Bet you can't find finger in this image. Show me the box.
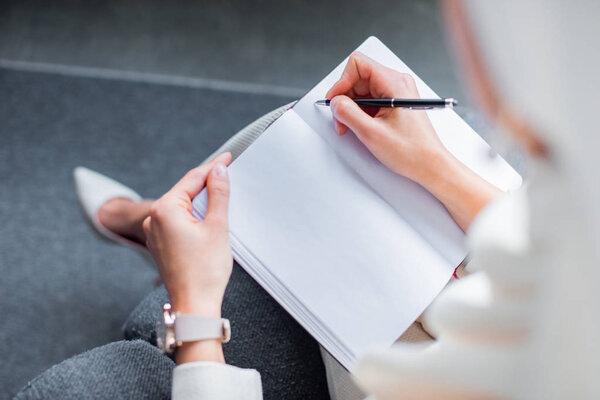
[203,162,230,232]
[211,151,232,165]
[169,153,232,201]
[142,216,158,256]
[168,165,212,202]
[326,52,370,99]
[326,52,385,99]
[330,95,379,142]
[327,52,412,100]
[142,215,152,235]
[334,120,349,136]
[142,216,153,250]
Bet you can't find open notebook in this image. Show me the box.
[192,36,522,370]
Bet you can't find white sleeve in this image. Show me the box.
[172,362,263,400]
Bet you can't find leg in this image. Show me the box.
[15,340,173,400]
[97,199,153,245]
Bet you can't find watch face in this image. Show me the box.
[222,318,231,343]
[156,303,176,354]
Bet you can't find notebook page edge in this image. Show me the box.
[191,115,361,368]
[193,200,356,369]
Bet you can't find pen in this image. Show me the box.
[315,98,457,109]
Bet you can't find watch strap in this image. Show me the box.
[174,314,230,343]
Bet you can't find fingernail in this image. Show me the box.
[214,163,228,178]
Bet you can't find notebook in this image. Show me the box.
[192,36,522,370]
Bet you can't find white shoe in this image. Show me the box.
[73,167,152,259]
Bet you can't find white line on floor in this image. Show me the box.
[0,59,306,98]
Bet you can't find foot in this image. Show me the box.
[97,198,154,245]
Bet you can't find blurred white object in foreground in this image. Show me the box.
[354,1,600,398]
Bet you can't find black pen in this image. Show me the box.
[315,98,457,109]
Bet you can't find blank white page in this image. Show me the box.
[193,110,453,368]
[294,37,522,265]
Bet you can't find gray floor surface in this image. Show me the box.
[0,68,294,398]
[0,0,466,103]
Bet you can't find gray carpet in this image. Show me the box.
[0,68,297,398]
[0,0,460,98]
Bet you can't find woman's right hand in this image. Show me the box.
[327,52,502,232]
[326,52,450,186]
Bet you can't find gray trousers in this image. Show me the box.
[15,104,330,400]
[15,263,330,400]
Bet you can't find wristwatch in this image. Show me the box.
[157,303,231,355]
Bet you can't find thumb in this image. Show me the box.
[330,96,379,141]
[204,162,230,231]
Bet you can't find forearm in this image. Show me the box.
[417,149,502,232]
[170,296,265,399]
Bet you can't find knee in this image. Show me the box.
[15,340,174,399]
[122,286,170,344]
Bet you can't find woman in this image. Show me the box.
[16,53,497,399]
[19,0,600,398]
[27,52,501,400]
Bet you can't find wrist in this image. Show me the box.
[171,293,222,318]
[176,339,225,364]
[413,145,502,231]
[414,147,459,190]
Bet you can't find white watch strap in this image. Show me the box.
[175,314,230,343]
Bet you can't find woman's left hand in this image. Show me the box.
[143,152,233,319]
